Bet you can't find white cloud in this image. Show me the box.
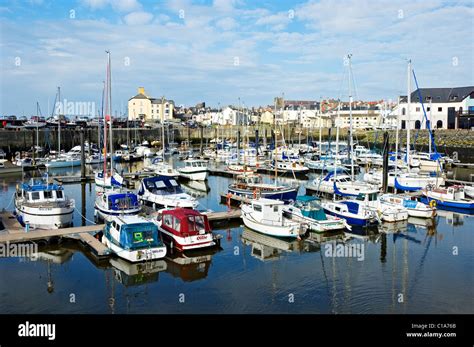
[215,17,237,30]
[81,0,141,12]
[0,0,472,114]
[255,12,291,31]
[123,11,153,25]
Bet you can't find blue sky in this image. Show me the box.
[0,0,473,116]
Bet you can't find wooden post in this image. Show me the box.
[382,131,389,193]
[80,128,86,181]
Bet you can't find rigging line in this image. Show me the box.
[74,207,97,225]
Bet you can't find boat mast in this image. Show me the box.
[429,98,432,154]
[406,59,411,169]
[107,51,114,176]
[347,54,354,180]
[36,102,40,153]
[102,78,108,175]
[394,96,400,194]
[57,86,61,154]
[161,95,165,160]
[334,102,340,202]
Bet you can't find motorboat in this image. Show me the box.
[241,198,307,238]
[102,215,167,262]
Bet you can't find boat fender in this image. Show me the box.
[429,200,437,208]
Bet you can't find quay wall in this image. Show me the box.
[1,127,473,162]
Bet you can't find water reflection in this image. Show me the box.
[165,248,220,282]
[110,258,167,287]
[240,227,304,261]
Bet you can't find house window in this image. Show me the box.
[436,120,443,128]
[427,107,430,112]
[415,120,421,129]
[416,107,420,112]
[402,108,406,116]
[438,107,442,112]
[273,205,278,212]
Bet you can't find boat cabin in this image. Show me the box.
[107,216,163,251]
[159,208,211,237]
[16,181,66,204]
[250,199,285,222]
[101,192,139,211]
[294,196,327,221]
[184,160,207,168]
[235,173,262,186]
[139,176,184,195]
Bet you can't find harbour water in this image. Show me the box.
[0,162,473,314]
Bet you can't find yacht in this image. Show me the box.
[14,178,74,229]
[241,198,307,238]
[177,159,208,181]
[137,175,198,209]
[102,215,167,262]
[94,190,141,221]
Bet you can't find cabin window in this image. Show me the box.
[335,206,341,212]
[253,204,262,212]
[163,214,173,227]
[31,192,40,200]
[56,191,63,199]
[273,205,278,212]
[44,191,53,199]
[192,162,197,167]
[173,217,181,231]
[188,215,206,232]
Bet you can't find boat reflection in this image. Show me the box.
[165,248,220,282]
[240,227,313,261]
[344,225,380,243]
[110,257,167,287]
[379,220,408,234]
[436,209,473,226]
[181,180,210,198]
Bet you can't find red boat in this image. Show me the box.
[156,208,217,251]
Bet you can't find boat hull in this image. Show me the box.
[15,203,74,229]
[228,187,297,202]
[102,236,167,262]
[178,170,208,181]
[159,229,216,251]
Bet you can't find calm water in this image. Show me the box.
[0,162,473,314]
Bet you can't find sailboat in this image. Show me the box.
[94,51,123,190]
[393,60,445,191]
[43,87,81,169]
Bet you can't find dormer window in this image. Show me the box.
[450,95,458,101]
[425,96,432,102]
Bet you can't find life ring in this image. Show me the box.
[429,200,437,208]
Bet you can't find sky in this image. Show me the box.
[0,0,473,117]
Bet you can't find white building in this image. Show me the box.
[128,87,174,122]
[393,86,474,129]
[211,107,248,126]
